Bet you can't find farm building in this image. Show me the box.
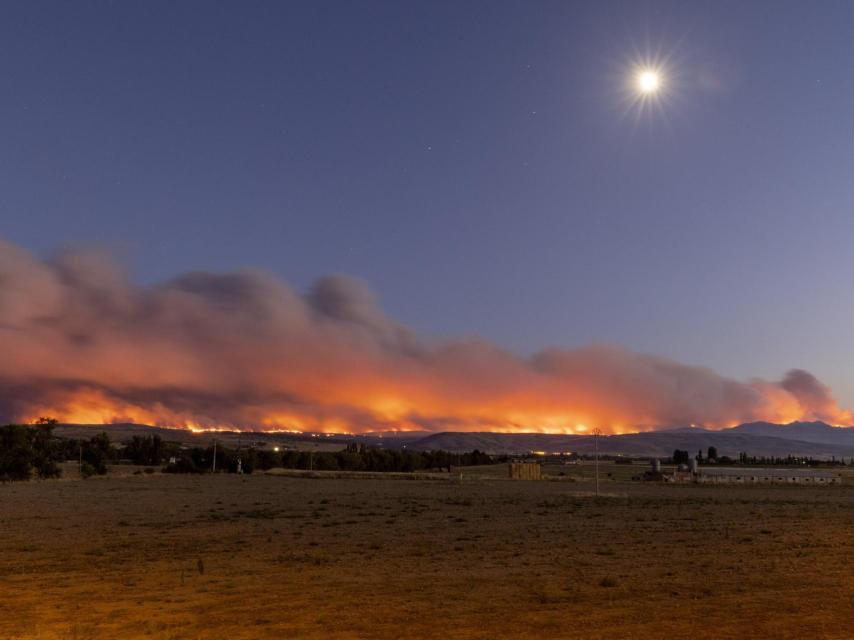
[647,459,843,485]
[695,467,841,484]
[509,462,541,480]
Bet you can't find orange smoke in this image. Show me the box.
[1,238,851,433]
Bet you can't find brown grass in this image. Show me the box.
[2,471,854,638]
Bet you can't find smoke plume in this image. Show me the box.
[0,238,850,433]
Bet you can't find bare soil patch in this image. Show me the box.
[2,473,854,638]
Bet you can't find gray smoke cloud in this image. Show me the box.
[0,238,849,432]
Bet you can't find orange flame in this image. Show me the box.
[3,239,851,435]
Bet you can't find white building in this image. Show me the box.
[695,467,841,484]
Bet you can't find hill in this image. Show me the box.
[407,429,854,459]
[51,423,350,452]
[50,423,427,452]
[729,421,854,446]
[47,421,854,459]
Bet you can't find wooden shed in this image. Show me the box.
[509,461,542,480]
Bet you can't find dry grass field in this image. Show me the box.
[3,467,854,639]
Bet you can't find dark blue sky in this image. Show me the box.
[4,1,854,402]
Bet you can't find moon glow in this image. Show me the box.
[637,70,660,93]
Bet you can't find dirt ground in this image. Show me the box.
[2,468,854,639]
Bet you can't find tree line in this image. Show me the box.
[279,443,497,473]
[0,420,501,480]
[0,420,118,480]
[0,422,62,481]
[162,442,498,474]
[670,446,851,467]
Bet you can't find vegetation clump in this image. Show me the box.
[163,442,499,474]
[1,419,119,480]
[1,419,501,480]
[278,444,496,473]
[0,419,63,481]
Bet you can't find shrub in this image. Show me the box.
[80,462,98,479]
[124,434,177,465]
[35,460,62,479]
[256,449,281,470]
[163,458,205,474]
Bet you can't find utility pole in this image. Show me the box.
[593,428,602,497]
[212,439,217,473]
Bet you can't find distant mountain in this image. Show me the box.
[51,423,427,451]
[729,421,854,446]
[409,431,583,454]
[656,426,714,433]
[51,423,353,450]
[407,429,854,459]
[54,423,187,441]
[49,420,854,460]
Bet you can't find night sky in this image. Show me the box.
[4,1,854,406]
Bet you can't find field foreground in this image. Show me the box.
[2,472,854,639]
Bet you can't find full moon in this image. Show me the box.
[637,70,660,93]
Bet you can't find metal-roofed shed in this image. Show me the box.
[696,467,841,484]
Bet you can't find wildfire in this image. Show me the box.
[20,389,853,435]
[3,238,852,434]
